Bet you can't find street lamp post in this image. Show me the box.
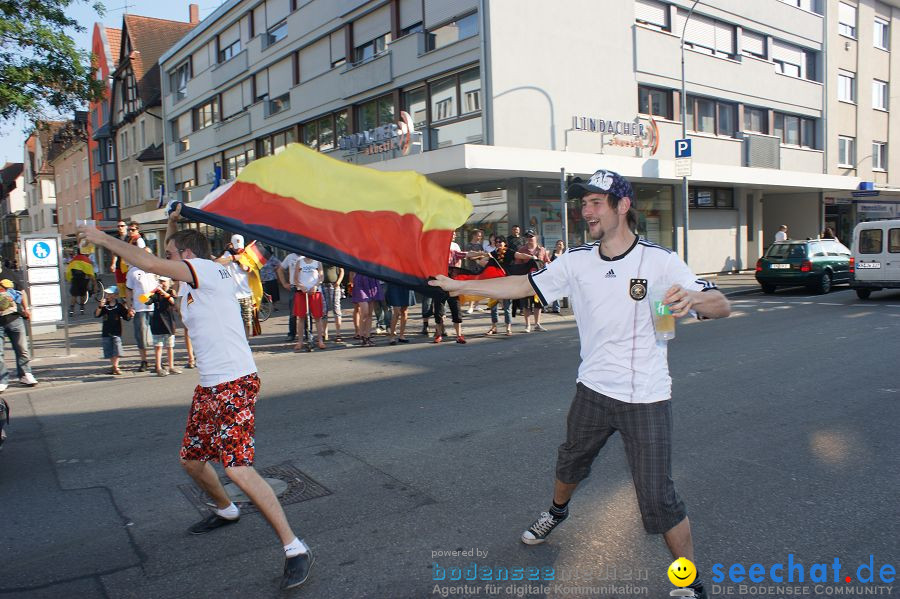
[680,0,700,265]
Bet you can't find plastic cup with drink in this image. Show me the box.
[650,286,676,342]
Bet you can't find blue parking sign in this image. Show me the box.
[32,242,51,259]
[675,139,692,158]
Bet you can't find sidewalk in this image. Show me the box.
[12,273,759,392]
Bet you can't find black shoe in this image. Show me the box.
[188,512,239,535]
[282,549,314,590]
[521,510,568,545]
[285,335,296,342]
[138,361,148,372]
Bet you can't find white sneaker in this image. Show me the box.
[0,383,7,392]
[19,373,38,386]
[535,324,548,332]
[524,325,532,333]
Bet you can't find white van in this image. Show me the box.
[850,218,900,299]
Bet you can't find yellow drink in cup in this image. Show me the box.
[650,288,675,341]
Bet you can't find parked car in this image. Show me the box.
[850,219,900,299]
[755,239,852,294]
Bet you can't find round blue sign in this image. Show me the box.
[32,241,52,259]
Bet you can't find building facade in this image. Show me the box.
[108,11,198,253]
[152,0,899,273]
[23,123,64,237]
[48,113,91,245]
[0,162,28,265]
[88,24,122,227]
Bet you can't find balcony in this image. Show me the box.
[340,50,392,99]
[211,50,248,89]
[214,112,251,146]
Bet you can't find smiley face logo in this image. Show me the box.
[667,557,697,587]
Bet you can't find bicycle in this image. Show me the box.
[257,293,274,322]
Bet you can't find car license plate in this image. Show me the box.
[857,262,881,269]
[770,263,791,269]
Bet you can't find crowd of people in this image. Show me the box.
[59,222,570,375]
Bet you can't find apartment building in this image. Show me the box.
[48,113,91,244]
[822,0,900,241]
[153,0,885,273]
[23,123,64,237]
[88,24,122,228]
[0,162,27,264]
[108,10,198,251]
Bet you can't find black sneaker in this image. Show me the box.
[138,361,149,372]
[521,510,568,545]
[188,512,239,535]
[281,549,314,590]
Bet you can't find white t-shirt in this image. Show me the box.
[226,261,252,299]
[281,253,300,280]
[180,259,257,387]
[529,238,716,404]
[125,267,159,313]
[775,231,788,242]
[292,258,321,290]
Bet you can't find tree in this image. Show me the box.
[0,0,105,123]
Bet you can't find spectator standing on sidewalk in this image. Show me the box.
[125,252,158,372]
[320,262,344,342]
[278,252,300,341]
[0,279,37,388]
[95,286,131,376]
[259,250,282,306]
[386,283,415,344]
[146,278,181,377]
[513,229,550,332]
[429,169,730,599]
[774,225,788,242]
[349,272,382,347]
[290,256,326,351]
[78,206,315,590]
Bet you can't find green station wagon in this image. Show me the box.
[755,239,852,294]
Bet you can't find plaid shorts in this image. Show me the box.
[556,383,686,534]
[180,373,260,468]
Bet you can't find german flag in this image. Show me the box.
[177,144,472,290]
[65,254,95,282]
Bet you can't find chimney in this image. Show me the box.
[189,3,199,25]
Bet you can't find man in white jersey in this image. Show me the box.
[430,169,730,599]
[77,205,313,591]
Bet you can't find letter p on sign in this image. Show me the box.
[675,139,691,158]
[675,139,692,158]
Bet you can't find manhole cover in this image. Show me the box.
[178,462,331,516]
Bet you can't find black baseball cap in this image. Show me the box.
[568,169,634,200]
[524,229,536,237]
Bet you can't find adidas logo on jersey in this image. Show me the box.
[605,269,616,278]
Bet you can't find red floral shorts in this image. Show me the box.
[180,373,260,467]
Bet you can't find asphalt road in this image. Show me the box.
[1,287,898,599]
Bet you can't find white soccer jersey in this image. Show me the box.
[529,238,716,403]
[180,259,257,388]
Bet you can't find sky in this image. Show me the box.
[0,0,223,164]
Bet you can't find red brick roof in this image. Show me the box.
[106,27,122,70]
[120,14,195,104]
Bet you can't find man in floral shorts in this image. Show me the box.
[78,205,313,591]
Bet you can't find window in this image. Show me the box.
[219,39,241,62]
[193,99,219,131]
[119,131,128,160]
[265,21,287,48]
[838,2,856,38]
[774,113,816,148]
[859,228,882,254]
[838,136,855,167]
[742,30,767,60]
[873,142,887,171]
[874,17,890,50]
[266,92,290,117]
[357,95,394,131]
[354,33,391,64]
[105,139,114,162]
[890,229,900,253]
[638,85,673,119]
[301,110,348,152]
[150,168,164,195]
[403,87,427,130]
[743,106,768,134]
[838,71,855,102]
[257,128,295,157]
[689,187,734,209]
[426,67,482,149]
[873,79,888,110]
[400,21,423,37]
[675,10,735,59]
[426,12,478,52]
[431,76,457,121]
[140,120,146,150]
[635,0,670,31]
[170,61,191,102]
[224,144,255,179]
